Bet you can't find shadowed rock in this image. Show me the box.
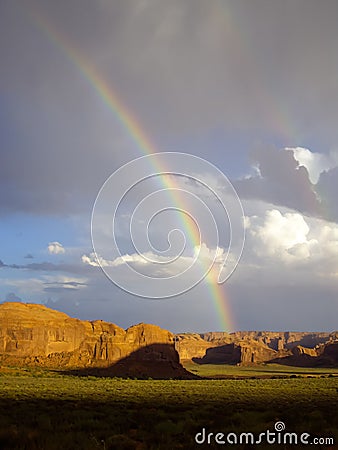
[192,341,277,365]
[63,344,198,379]
[177,330,338,366]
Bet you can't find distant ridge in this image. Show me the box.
[1,302,337,371]
[176,330,338,366]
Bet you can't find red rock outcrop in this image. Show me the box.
[176,330,338,366]
[1,302,337,369]
[191,340,277,365]
[317,341,338,365]
[174,333,212,360]
[291,345,317,358]
[0,302,194,378]
[237,340,277,364]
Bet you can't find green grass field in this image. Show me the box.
[0,366,337,449]
[183,361,338,378]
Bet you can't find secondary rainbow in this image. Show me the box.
[216,0,300,144]
[27,5,234,331]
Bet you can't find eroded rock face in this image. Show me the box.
[238,340,277,364]
[291,345,317,358]
[175,333,211,360]
[193,343,241,365]
[0,302,185,377]
[176,330,338,366]
[191,340,277,365]
[0,302,91,358]
[1,302,337,369]
[317,341,338,365]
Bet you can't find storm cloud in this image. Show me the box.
[1,1,338,332]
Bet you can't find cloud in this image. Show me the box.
[2,1,338,217]
[47,241,65,255]
[246,209,313,261]
[82,253,105,267]
[244,209,338,273]
[234,146,322,218]
[316,166,338,222]
[1,2,338,333]
[43,278,88,294]
[81,243,228,285]
[43,280,87,288]
[233,147,338,223]
[24,253,34,259]
[0,258,92,275]
[2,277,46,297]
[83,242,225,268]
[2,274,88,303]
[289,147,338,184]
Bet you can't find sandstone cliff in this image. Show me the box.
[317,341,338,365]
[176,330,338,366]
[175,333,211,360]
[0,302,193,378]
[1,302,337,369]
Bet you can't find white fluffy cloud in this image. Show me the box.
[247,209,311,260]
[82,243,227,278]
[48,241,65,255]
[288,147,338,184]
[82,252,156,268]
[245,209,338,269]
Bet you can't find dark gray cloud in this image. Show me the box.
[316,167,338,223]
[233,146,338,223]
[44,281,87,287]
[43,281,87,289]
[0,258,94,275]
[1,1,338,332]
[43,280,87,294]
[234,146,321,216]
[1,1,338,216]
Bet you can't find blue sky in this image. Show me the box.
[1,0,338,333]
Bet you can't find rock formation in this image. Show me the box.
[176,330,338,366]
[174,333,212,360]
[1,302,337,370]
[0,302,194,378]
[317,341,338,365]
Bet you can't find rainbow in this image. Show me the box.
[216,0,301,144]
[26,5,235,331]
